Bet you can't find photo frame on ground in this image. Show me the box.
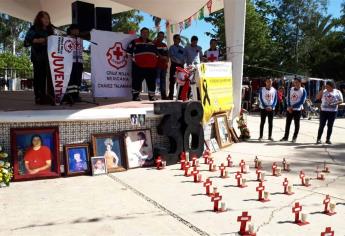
[205,140,216,153]
[210,138,220,152]
[124,129,154,168]
[214,114,232,148]
[64,143,90,176]
[10,127,60,181]
[91,156,107,175]
[91,133,127,173]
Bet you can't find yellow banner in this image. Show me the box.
[199,62,234,123]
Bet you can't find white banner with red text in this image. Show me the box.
[47,35,74,105]
[91,30,136,98]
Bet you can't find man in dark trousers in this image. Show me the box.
[154,31,169,99]
[168,34,185,100]
[126,27,158,101]
[280,77,307,143]
[258,78,277,141]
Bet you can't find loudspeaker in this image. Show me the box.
[95,7,112,31]
[72,1,95,32]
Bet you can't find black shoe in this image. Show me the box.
[280,137,288,141]
[291,138,297,143]
[316,139,322,144]
[132,97,142,101]
[258,137,263,141]
[326,140,332,144]
[268,137,274,141]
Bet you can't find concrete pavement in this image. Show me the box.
[0,115,344,236]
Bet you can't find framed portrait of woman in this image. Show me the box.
[10,127,60,181]
[214,114,232,148]
[91,133,127,173]
[124,129,154,168]
[64,143,90,176]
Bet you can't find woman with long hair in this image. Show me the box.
[24,11,55,105]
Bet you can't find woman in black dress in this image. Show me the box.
[24,11,54,105]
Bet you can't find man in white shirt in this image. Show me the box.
[316,81,343,144]
[280,77,307,143]
[258,78,277,141]
[203,39,223,62]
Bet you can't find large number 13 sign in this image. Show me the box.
[154,101,204,164]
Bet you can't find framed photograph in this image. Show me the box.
[230,127,240,143]
[91,156,107,176]
[130,114,138,126]
[210,138,220,152]
[214,114,232,148]
[138,114,146,126]
[91,133,127,172]
[10,127,60,181]
[124,129,154,168]
[64,144,90,176]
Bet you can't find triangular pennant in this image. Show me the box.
[170,24,174,33]
[198,7,205,20]
[206,0,213,14]
[179,22,184,32]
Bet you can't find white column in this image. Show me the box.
[224,0,246,119]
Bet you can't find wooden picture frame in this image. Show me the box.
[230,127,240,143]
[10,127,60,181]
[64,143,91,176]
[91,133,127,173]
[90,156,107,176]
[123,129,154,168]
[214,114,232,148]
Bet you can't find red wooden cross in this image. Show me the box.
[272,162,277,176]
[180,152,186,161]
[192,155,197,166]
[254,156,259,168]
[203,152,209,164]
[155,156,162,169]
[292,202,302,223]
[191,166,200,182]
[283,178,289,194]
[209,159,214,171]
[113,47,123,60]
[235,171,242,187]
[239,160,246,173]
[323,195,331,213]
[299,170,305,185]
[180,159,186,170]
[256,169,262,181]
[321,227,334,236]
[211,192,222,211]
[237,211,252,235]
[227,154,232,167]
[219,163,226,177]
[256,182,265,201]
[203,178,213,196]
[184,162,191,176]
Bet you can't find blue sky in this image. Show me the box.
[139,0,343,51]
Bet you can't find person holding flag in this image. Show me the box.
[258,78,277,141]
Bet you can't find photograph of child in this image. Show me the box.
[91,157,107,175]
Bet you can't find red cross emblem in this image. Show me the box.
[265,92,272,101]
[64,39,73,53]
[207,53,217,62]
[107,42,128,69]
[291,92,299,102]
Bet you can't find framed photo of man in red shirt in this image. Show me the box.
[10,127,60,181]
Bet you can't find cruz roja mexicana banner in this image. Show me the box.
[91,30,136,98]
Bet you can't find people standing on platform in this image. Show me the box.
[185,36,203,66]
[126,27,158,101]
[258,78,277,141]
[316,81,343,144]
[24,11,55,105]
[154,32,169,100]
[64,24,83,103]
[203,39,223,62]
[280,77,307,143]
[168,34,185,100]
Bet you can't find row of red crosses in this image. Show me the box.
[159,150,336,235]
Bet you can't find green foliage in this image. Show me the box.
[0,52,31,70]
[112,10,143,33]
